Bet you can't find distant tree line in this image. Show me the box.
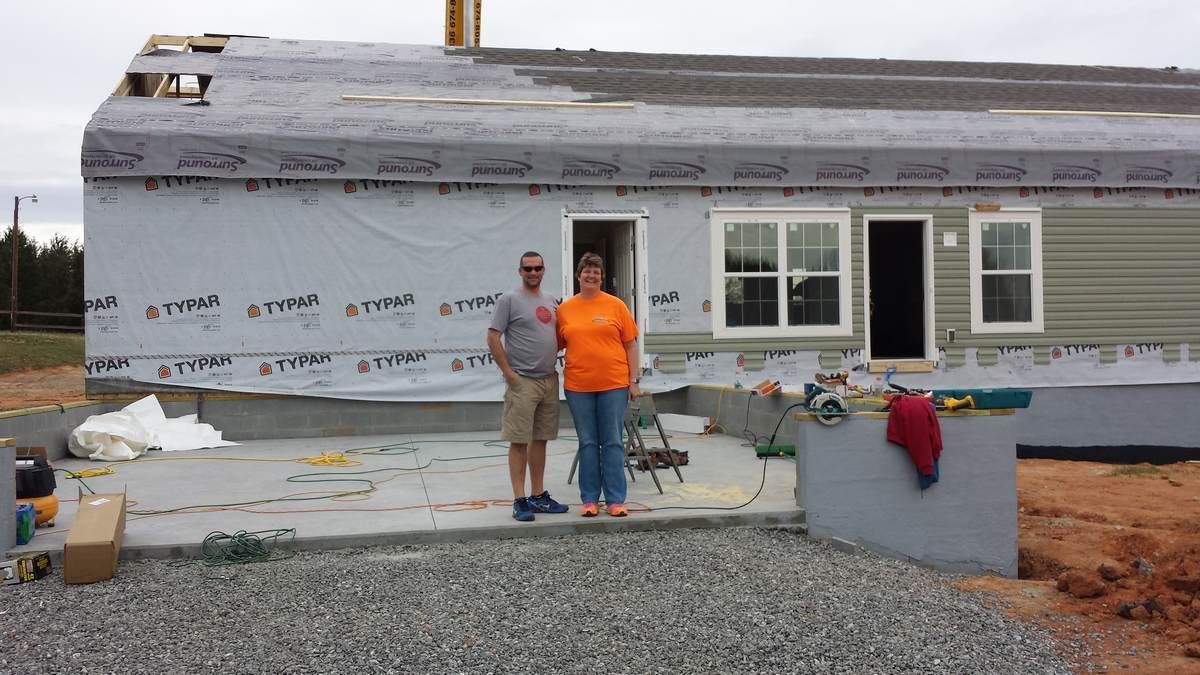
[0,228,84,329]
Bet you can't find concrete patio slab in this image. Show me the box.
[10,428,802,561]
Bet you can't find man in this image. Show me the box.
[487,251,569,521]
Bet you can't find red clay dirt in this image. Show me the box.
[0,365,87,411]
[2,367,1199,671]
[958,459,1200,673]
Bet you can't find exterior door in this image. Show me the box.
[862,215,935,365]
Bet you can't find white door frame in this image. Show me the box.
[861,214,936,364]
[561,210,650,366]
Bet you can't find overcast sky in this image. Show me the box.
[2,0,1196,245]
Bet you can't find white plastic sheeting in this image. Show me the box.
[68,395,237,462]
[81,176,1200,401]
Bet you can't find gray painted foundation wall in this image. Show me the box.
[193,390,691,441]
[1015,383,1200,449]
[0,382,1192,464]
[796,413,1019,577]
[0,402,196,462]
[0,391,690,462]
[683,382,1200,452]
[681,387,803,445]
[199,398,506,441]
[0,404,119,462]
[1,446,13,550]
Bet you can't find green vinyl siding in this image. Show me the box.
[1038,209,1200,343]
[646,206,1200,372]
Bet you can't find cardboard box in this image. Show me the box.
[63,490,126,584]
[1,552,52,585]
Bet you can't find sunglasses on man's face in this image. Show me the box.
[521,265,544,273]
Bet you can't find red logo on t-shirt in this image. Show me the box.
[536,306,552,324]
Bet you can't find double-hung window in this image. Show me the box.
[710,209,852,338]
[968,208,1045,334]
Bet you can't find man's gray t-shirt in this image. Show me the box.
[489,288,559,378]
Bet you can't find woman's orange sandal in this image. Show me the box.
[606,503,629,517]
[580,502,599,517]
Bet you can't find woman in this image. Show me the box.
[558,252,642,517]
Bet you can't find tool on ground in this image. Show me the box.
[15,455,56,500]
[1,552,52,585]
[567,393,685,494]
[884,382,979,412]
[940,395,976,411]
[807,390,849,426]
[932,388,1033,409]
[754,443,796,457]
[15,504,35,545]
[16,494,59,527]
[750,379,782,396]
[814,370,850,387]
[803,373,852,426]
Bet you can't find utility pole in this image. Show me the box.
[10,194,37,330]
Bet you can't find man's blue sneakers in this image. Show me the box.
[512,497,535,522]
[528,491,569,514]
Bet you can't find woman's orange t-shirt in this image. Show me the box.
[557,292,639,392]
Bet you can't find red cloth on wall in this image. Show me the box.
[886,395,943,476]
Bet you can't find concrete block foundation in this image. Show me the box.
[1,442,13,550]
[796,411,1019,577]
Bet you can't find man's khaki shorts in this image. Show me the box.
[501,373,560,443]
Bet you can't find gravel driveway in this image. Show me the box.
[1,527,1071,674]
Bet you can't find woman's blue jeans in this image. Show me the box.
[565,387,629,505]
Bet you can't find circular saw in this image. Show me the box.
[808,391,848,426]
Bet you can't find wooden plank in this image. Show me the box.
[146,35,192,48]
[12,323,81,331]
[112,75,133,97]
[188,36,228,48]
[990,108,1200,120]
[0,402,99,419]
[794,408,1013,421]
[152,73,176,98]
[342,94,635,109]
[87,392,288,403]
[868,360,935,373]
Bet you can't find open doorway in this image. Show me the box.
[863,216,934,364]
[561,211,649,362]
[570,220,630,302]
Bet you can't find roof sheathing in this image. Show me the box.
[82,37,1200,186]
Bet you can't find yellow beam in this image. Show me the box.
[152,73,176,98]
[343,94,634,109]
[990,108,1200,120]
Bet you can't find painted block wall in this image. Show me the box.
[0,404,119,462]
[1015,382,1200,450]
[796,412,1018,577]
[0,402,203,462]
[1,444,13,550]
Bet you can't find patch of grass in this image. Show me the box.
[1106,464,1164,477]
[0,331,84,375]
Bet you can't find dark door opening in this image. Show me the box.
[570,220,634,313]
[868,221,925,359]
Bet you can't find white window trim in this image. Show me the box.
[710,208,853,339]
[968,208,1045,334]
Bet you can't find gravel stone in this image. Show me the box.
[0,527,1073,673]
